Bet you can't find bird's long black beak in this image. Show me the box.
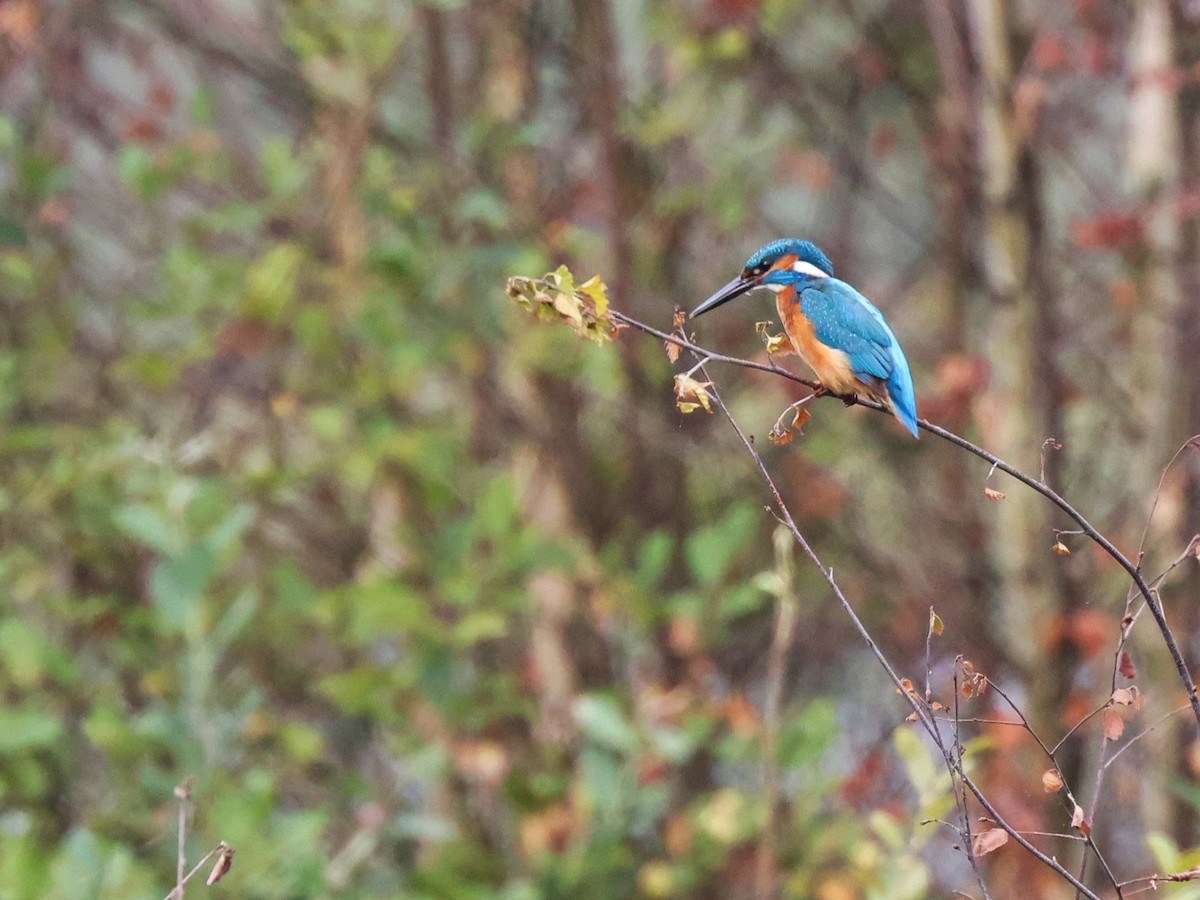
[689,275,757,319]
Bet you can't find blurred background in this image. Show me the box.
[3,0,1200,897]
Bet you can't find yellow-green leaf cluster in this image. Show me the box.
[506,266,617,345]
[674,373,714,414]
[755,320,793,357]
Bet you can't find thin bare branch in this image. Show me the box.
[678,345,1103,900]
[1104,703,1192,769]
[163,842,231,900]
[611,309,1200,733]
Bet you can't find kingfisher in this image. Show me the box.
[689,239,919,438]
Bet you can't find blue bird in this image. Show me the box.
[690,239,919,438]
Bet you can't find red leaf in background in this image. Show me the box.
[636,757,669,785]
[774,148,835,192]
[780,456,848,521]
[1045,609,1112,660]
[1109,277,1138,312]
[1032,31,1070,71]
[150,84,176,112]
[701,0,761,28]
[920,353,989,422]
[1082,33,1114,75]
[851,40,890,88]
[870,124,898,160]
[724,693,760,738]
[1188,739,1200,777]
[1069,210,1143,250]
[1119,651,1137,680]
[839,747,885,810]
[0,1,36,52]
[1177,189,1200,222]
[124,117,165,144]
[936,353,990,396]
[520,803,577,857]
[215,317,273,357]
[37,197,69,228]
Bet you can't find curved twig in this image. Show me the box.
[683,347,1102,900]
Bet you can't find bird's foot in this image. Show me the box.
[814,382,857,406]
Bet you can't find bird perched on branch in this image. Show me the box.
[689,239,919,438]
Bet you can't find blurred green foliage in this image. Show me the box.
[0,65,951,889]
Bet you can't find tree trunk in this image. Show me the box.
[964,0,1060,674]
[1168,1,1200,851]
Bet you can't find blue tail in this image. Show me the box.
[886,346,919,438]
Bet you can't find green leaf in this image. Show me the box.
[573,694,638,753]
[205,503,256,557]
[243,243,304,321]
[452,610,508,646]
[149,542,216,633]
[684,504,757,586]
[0,708,63,754]
[112,504,182,555]
[0,216,27,246]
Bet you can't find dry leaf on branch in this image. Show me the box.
[1118,651,1137,680]
[1071,802,1091,837]
[929,609,944,636]
[972,828,1009,857]
[755,321,793,356]
[674,374,714,414]
[506,267,617,344]
[1111,686,1143,709]
[958,659,987,698]
[983,486,1006,501]
[1042,768,1064,793]
[767,425,794,445]
[1102,707,1125,741]
[206,842,235,886]
[1052,540,1071,556]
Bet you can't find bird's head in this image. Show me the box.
[690,239,833,318]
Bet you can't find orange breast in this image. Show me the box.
[776,288,859,394]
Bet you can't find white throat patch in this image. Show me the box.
[792,260,829,278]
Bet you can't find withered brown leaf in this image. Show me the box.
[972,828,1009,857]
[1042,768,1064,793]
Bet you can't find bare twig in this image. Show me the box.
[1119,866,1200,892]
[1104,703,1191,769]
[981,674,1121,896]
[1040,438,1062,486]
[163,842,232,900]
[173,780,191,899]
[952,670,990,900]
[678,346,1102,900]
[757,525,799,900]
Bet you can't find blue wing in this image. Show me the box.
[800,279,919,437]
